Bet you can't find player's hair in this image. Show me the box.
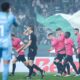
[56,27,62,31]
[48,33,53,36]
[74,28,79,32]
[65,32,71,38]
[11,33,16,37]
[1,2,10,12]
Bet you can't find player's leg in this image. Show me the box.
[78,54,80,74]
[32,56,45,78]
[54,54,60,73]
[54,54,63,74]
[20,55,36,76]
[61,56,69,75]
[0,48,3,66]
[65,63,70,75]
[11,57,17,75]
[69,56,78,74]
[30,54,45,78]
[2,48,12,80]
[3,60,10,80]
[28,59,34,78]
[63,55,70,75]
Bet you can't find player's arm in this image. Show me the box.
[58,47,65,53]
[16,41,25,52]
[73,45,77,54]
[23,40,32,50]
[13,16,19,27]
[23,27,30,36]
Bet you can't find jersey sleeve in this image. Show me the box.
[13,16,18,27]
[51,39,58,46]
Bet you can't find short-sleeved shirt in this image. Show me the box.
[57,33,65,54]
[28,32,37,52]
[77,34,80,54]
[65,38,74,56]
[51,37,59,54]
[0,12,17,60]
[12,38,24,55]
[0,12,17,48]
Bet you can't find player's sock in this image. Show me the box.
[54,61,60,73]
[78,63,80,74]
[12,63,16,75]
[33,64,43,72]
[71,62,78,74]
[28,65,33,77]
[27,65,36,75]
[3,64,9,80]
[33,64,44,78]
[57,62,63,74]
[66,63,70,74]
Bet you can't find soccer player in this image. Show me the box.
[23,26,44,79]
[10,34,29,76]
[48,33,61,75]
[62,32,79,76]
[74,28,80,74]
[10,34,43,77]
[0,2,18,80]
[55,28,70,76]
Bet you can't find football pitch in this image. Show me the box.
[0,73,80,80]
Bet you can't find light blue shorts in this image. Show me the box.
[0,48,12,60]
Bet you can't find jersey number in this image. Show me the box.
[0,25,4,37]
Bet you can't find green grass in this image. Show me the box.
[0,73,80,80]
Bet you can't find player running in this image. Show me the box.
[0,2,18,80]
[10,34,29,76]
[74,28,80,74]
[10,33,44,78]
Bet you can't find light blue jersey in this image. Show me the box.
[0,12,17,60]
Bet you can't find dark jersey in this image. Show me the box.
[29,32,37,51]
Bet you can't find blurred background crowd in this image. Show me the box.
[0,0,80,56]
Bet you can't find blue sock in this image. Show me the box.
[2,64,9,80]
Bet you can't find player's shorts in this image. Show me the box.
[64,55,73,63]
[28,49,37,61]
[0,48,12,60]
[0,36,12,60]
[54,53,66,62]
[16,55,26,62]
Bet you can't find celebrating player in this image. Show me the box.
[23,26,44,79]
[48,33,61,75]
[55,28,70,76]
[10,34,29,76]
[0,2,18,80]
[10,33,44,78]
[74,28,80,74]
[61,32,79,76]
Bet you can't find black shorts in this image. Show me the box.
[28,49,37,60]
[55,54,66,62]
[16,55,26,62]
[64,55,73,63]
